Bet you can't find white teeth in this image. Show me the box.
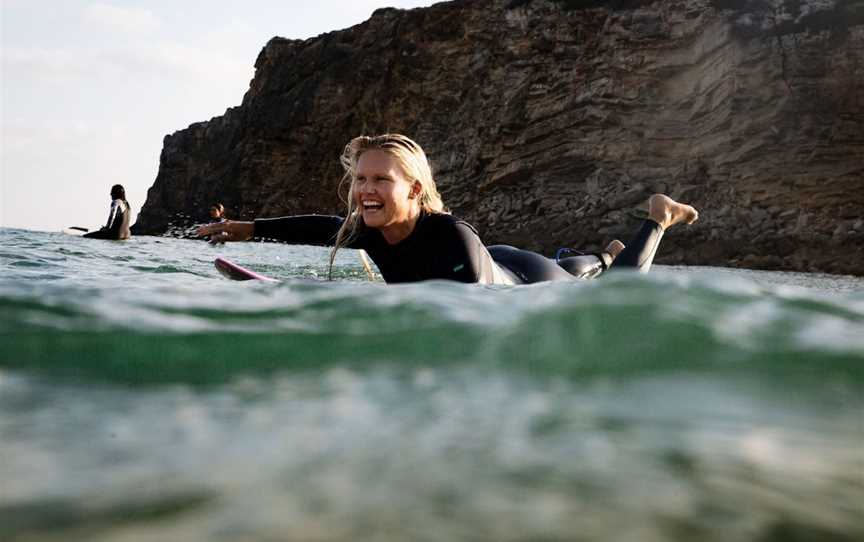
[362,201,382,209]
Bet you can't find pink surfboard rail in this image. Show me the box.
[214,257,279,282]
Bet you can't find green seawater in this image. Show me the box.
[1,227,863,541]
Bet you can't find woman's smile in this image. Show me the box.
[361,199,384,214]
[353,150,420,243]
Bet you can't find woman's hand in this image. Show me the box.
[197,220,254,244]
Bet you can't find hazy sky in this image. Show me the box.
[1,0,438,232]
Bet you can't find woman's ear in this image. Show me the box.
[409,180,422,199]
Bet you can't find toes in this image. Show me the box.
[687,208,699,224]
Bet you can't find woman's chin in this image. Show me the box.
[361,211,386,228]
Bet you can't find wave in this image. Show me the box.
[2,272,863,384]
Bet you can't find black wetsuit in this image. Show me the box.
[84,199,132,240]
[254,212,666,285]
[255,212,511,283]
[489,219,665,282]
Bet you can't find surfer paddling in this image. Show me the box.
[197,134,697,284]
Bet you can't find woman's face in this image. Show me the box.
[209,207,222,219]
[353,150,419,234]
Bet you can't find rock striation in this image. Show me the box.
[134,0,864,275]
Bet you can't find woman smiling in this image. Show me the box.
[197,134,697,284]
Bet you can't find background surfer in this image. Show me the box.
[197,134,697,284]
[209,203,226,222]
[83,184,132,240]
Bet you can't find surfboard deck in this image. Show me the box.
[214,257,279,282]
[63,227,89,236]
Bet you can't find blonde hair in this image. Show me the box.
[328,134,446,279]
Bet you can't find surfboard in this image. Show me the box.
[214,257,279,282]
[62,226,89,236]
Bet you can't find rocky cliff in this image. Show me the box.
[134,0,864,275]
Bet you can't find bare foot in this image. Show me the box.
[604,239,625,260]
[648,194,699,230]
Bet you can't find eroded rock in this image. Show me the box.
[134,0,864,275]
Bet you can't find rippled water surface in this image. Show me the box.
[1,228,863,541]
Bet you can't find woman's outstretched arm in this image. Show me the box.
[197,215,347,246]
[197,221,254,243]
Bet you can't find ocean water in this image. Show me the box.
[1,227,862,542]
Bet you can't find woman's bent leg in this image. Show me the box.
[610,220,664,272]
[611,194,698,272]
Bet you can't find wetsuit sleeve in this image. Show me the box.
[428,221,493,283]
[105,199,120,229]
[253,215,347,247]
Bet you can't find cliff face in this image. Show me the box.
[134,0,864,275]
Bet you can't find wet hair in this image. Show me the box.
[110,184,127,202]
[328,134,446,278]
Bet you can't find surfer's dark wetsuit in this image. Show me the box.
[254,211,666,285]
[84,199,131,240]
[489,219,664,282]
[255,212,510,283]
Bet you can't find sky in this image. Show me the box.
[1,0,438,232]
